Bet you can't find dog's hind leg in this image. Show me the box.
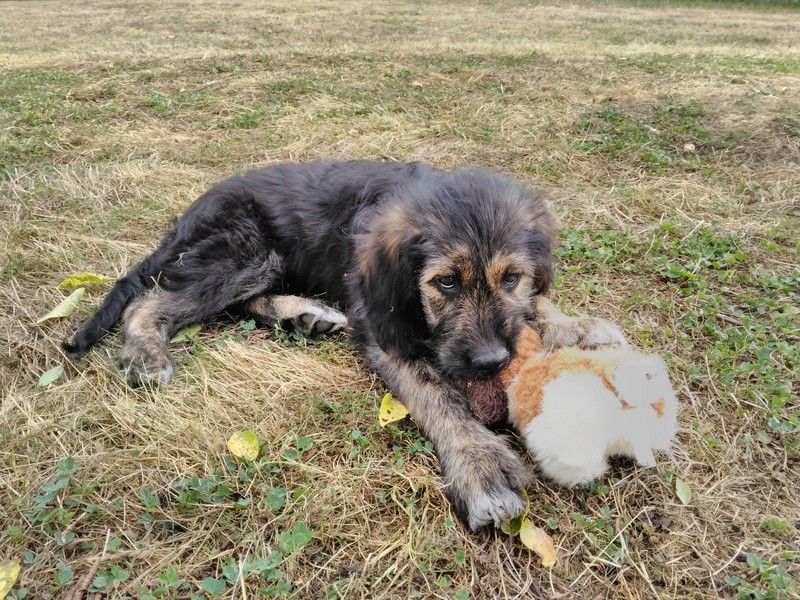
[116,292,181,386]
[245,295,347,337]
[117,251,285,386]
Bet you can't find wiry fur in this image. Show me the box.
[64,159,627,530]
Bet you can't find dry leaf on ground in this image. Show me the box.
[378,392,409,427]
[519,519,557,568]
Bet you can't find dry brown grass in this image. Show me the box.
[2,1,799,599]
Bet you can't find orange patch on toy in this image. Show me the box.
[651,398,666,418]
[498,327,542,388]
[504,327,643,427]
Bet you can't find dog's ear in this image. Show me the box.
[526,226,555,295]
[506,183,556,296]
[354,204,429,359]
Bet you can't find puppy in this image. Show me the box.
[65,160,626,529]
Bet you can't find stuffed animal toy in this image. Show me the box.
[467,327,678,487]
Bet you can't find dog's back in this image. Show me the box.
[64,160,429,360]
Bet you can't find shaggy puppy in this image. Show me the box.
[64,160,625,530]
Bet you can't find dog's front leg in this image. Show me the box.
[532,296,630,351]
[366,345,531,531]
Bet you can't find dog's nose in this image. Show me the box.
[470,345,510,376]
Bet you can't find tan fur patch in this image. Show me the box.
[449,249,475,286]
[484,252,531,291]
[418,246,479,319]
[380,205,415,262]
[358,203,418,277]
[420,246,472,287]
[419,286,448,328]
[118,293,176,385]
[246,295,269,317]
[124,295,169,341]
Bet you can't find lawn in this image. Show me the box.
[1,1,798,598]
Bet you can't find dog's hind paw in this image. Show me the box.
[292,305,348,337]
[248,294,347,337]
[115,343,174,387]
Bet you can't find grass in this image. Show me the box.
[1,0,799,598]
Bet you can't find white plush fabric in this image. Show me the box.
[515,352,677,487]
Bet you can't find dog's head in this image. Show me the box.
[355,168,555,381]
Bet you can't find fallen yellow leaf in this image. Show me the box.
[227,430,260,461]
[519,518,557,568]
[57,272,113,289]
[378,392,409,427]
[0,559,20,600]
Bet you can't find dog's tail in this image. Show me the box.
[62,230,177,358]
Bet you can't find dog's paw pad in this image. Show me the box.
[295,308,347,337]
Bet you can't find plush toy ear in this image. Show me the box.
[354,204,429,359]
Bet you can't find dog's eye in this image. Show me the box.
[436,275,457,292]
[502,273,520,290]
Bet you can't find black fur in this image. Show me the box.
[64,161,414,354]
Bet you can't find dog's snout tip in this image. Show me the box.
[470,346,510,375]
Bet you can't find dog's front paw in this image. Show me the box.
[541,316,629,352]
[442,435,531,531]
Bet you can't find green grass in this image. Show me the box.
[573,100,712,169]
[557,224,799,444]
